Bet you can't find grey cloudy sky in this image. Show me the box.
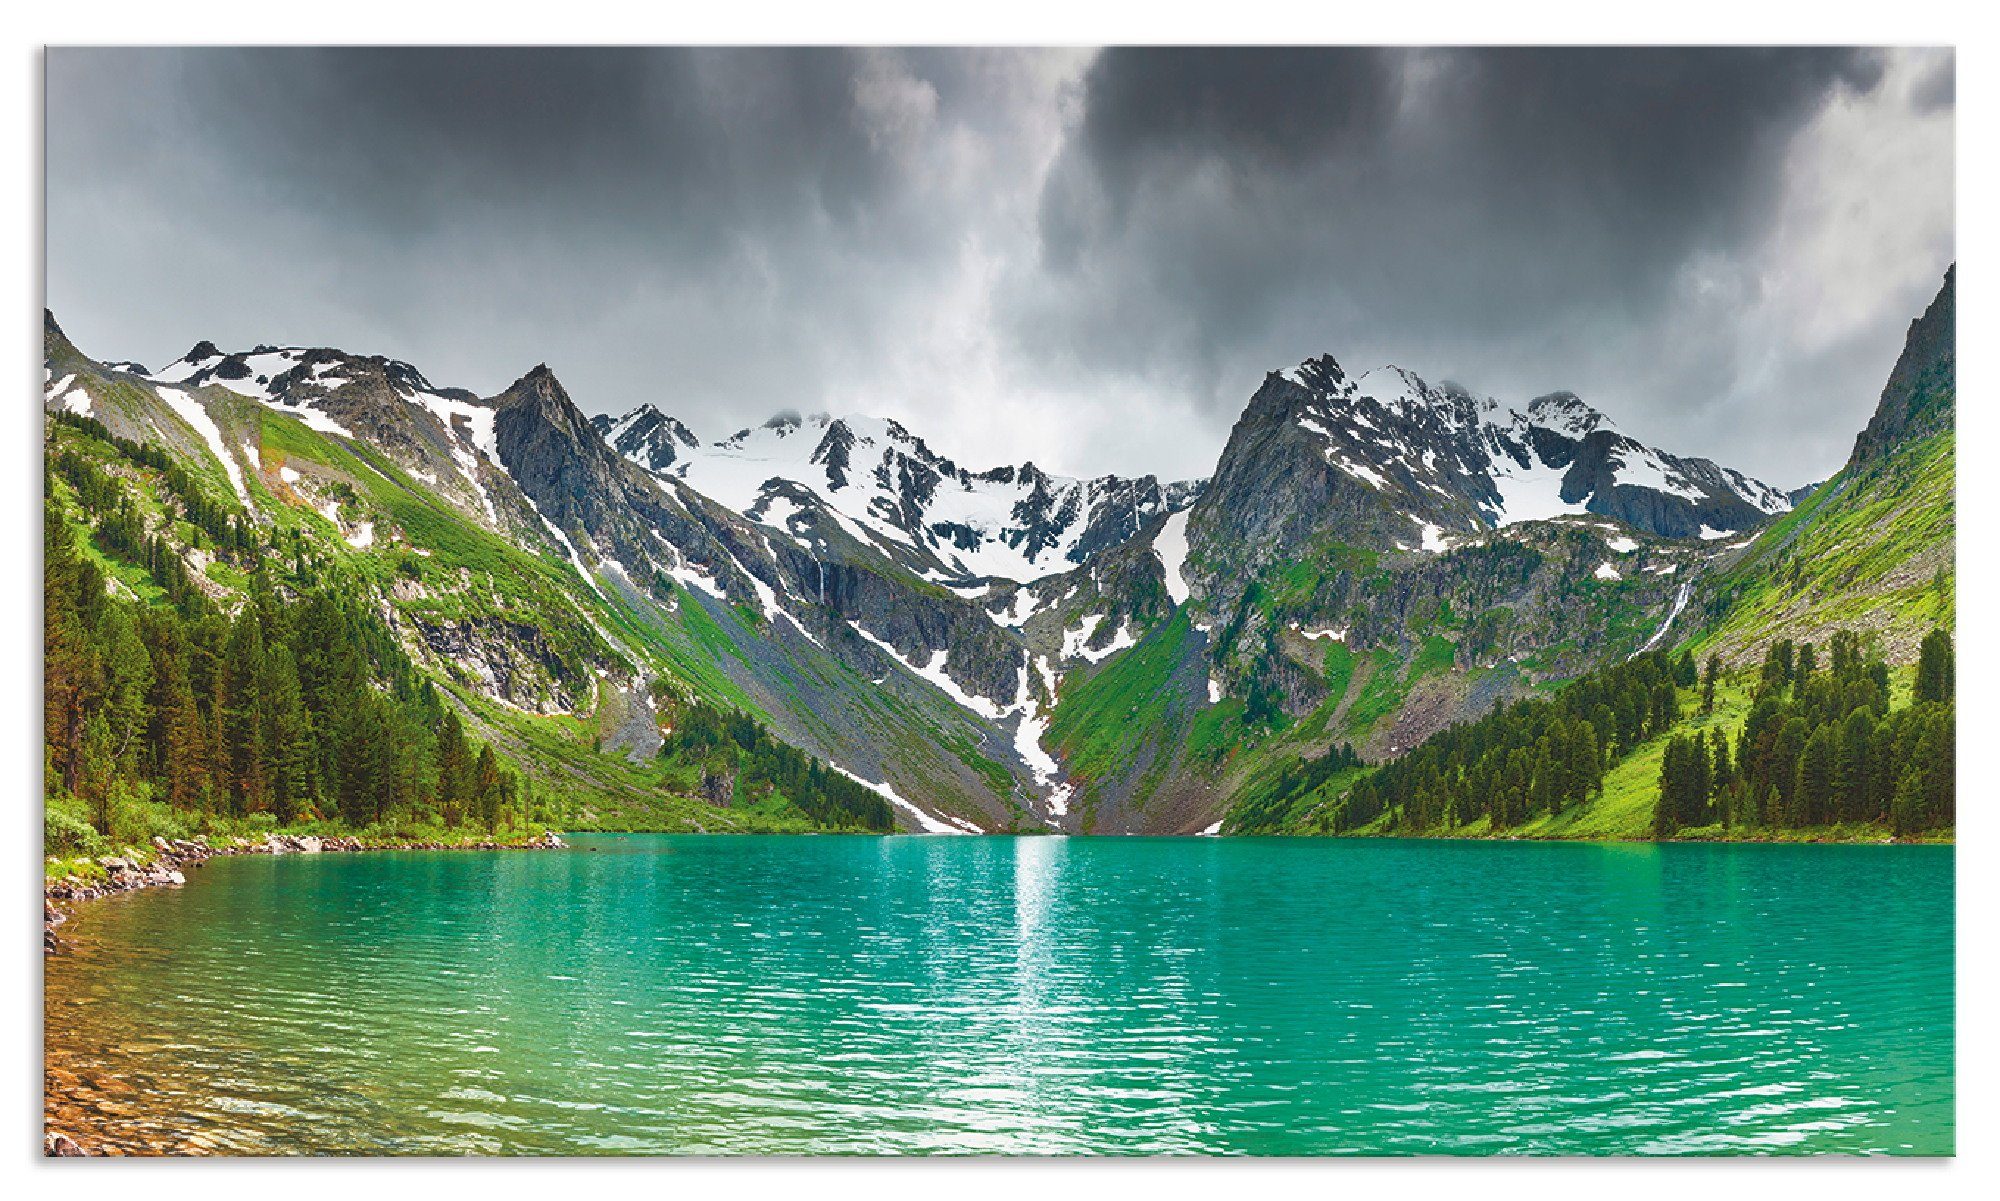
[47,46,1953,487]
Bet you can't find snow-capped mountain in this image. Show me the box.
[1278,355,1790,540]
[1179,353,1796,638]
[50,308,1818,837]
[590,405,1205,587]
[593,404,700,474]
[139,339,519,525]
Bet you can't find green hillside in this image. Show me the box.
[1224,267,1957,843]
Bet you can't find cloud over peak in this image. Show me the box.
[47,46,1952,486]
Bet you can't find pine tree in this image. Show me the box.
[1771,718,1809,826]
[1709,726,1733,828]
[1836,707,1875,823]
[1656,737,1680,835]
[1915,629,1954,703]
[1700,655,1720,715]
[1796,725,1839,827]
[44,502,104,795]
[1650,682,1678,735]
[99,604,152,773]
[77,711,117,835]
[142,612,211,810]
[1530,741,1560,816]
[336,694,394,827]
[436,709,473,827]
[473,744,506,828]
[218,611,269,816]
[259,644,314,824]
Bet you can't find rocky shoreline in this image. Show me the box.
[44,830,565,953]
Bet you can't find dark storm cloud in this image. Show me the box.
[184,48,905,234]
[1021,49,1906,435]
[49,46,1026,437]
[46,47,1952,485]
[1047,47,1881,277]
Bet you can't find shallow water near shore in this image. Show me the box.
[44,834,1953,1155]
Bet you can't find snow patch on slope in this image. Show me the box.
[1153,509,1192,605]
[1062,615,1137,663]
[828,763,974,834]
[405,388,501,520]
[1488,455,1586,526]
[158,387,249,505]
[1012,661,1072,822]
[850,622,1012,720]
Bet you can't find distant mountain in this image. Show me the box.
[1184,357,1787,619]
[590,405,1204,587]
[44,303,1825,835]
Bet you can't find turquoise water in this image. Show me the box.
[44,835,1953,1155]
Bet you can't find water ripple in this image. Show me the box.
[45,836,1953,1155]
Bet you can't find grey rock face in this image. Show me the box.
[1849,264,1955,471]
[1182,355,1791,618]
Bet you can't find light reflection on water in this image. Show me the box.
[44,835,1953,1155]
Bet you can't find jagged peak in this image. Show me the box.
[1848,263,1954,471]
[1353,365,1489,419]
[496,364,583,424]
[620,404,699,445]
[608,401,666,425]
[1518,391,1615,439]
[1282,353,1355,398]
[502,363,569,404]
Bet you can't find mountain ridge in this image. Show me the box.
[45,299,1886,835]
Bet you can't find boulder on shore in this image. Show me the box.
[45,1132,89,1156]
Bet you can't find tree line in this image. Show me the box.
[45,429,530,847]
[658,700,894,832]
[1312,650,1689,833]
[51,411,259,559]
[1656,630,1954,836]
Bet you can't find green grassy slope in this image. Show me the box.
[43,392,889,839]
[1228,663,1942,843]
[1690,428,1953,667]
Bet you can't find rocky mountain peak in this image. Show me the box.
[1849,264,1954,471]
[1282,353,1355,400]
[1520,391,1614,440]
[590,404,702,475]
